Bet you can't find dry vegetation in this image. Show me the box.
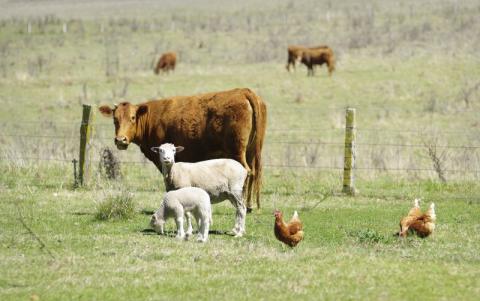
[1,0,480,300]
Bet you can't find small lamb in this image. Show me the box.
[150,187,212,242]
[151,143,248,237]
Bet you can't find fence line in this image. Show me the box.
[2,132,480,150]
[1,134,78,139]
[1,120,479,136]
[0,121,478,136]
[2,156,479,174]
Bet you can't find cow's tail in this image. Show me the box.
[244,88,267,210]
[328,48,336,75]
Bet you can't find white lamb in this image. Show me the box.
[151,143,248,237]
[150,187,212,242]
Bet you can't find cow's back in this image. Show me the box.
[145,89,255,162]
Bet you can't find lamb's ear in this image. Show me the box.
[99,105,113,117]
[137,104,148,116]
[151,146,160,153]
[175,146,185,153]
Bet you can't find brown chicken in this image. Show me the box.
[274,210,304,247]
[398,199,436,238]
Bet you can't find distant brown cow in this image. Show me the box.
[154,52,176,74]
[98,88,267,210]
[300,47,335,76]
[286,45,329,72]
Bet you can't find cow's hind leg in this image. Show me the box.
[229,139,252,211]
[243,174,254,213]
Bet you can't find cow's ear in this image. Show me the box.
[151,147,160,153]
[137,105,148,116]
[99,105,113,117]
[175,146,184,153]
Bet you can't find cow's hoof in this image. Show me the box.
[246,207,253,214]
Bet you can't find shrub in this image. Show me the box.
[95,191,135,221]
[350,228,388,244]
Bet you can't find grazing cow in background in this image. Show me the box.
[98,88,267,211]
[154,52,176,74]
[286,45,330,72]
[300,46,335,76]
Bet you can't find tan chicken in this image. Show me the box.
[398,199,436,238]
[398,198,422,237]
[274,210,304,247]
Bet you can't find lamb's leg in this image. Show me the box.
[230,191,246,237]
[198,216,209,243]
[196,217,203,241]
[175,216,185,240]
[185,212,193,237]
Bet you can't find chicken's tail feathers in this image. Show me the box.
[292,210,299,219]
[428,202,436,216]
[413,198,420,208]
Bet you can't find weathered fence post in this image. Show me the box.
[79,104,93,186]
[72,159,78,188]
[342,107,357,195]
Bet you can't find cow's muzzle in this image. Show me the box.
[115,136,129,150]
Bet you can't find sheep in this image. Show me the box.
[151,143,248,237]
[150,187,212,242]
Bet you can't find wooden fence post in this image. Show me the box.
[79,104,93,186]
[342,107,357,195]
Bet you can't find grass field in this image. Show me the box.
[1,0,480,300]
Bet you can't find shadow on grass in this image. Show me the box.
[140,209,154,215]
[71,211,92,216]
[141,228,234,237]
[140,208,239,217]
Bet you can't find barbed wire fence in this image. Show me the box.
[1,107,479,198]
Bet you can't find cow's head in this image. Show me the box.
[98,102,148,150]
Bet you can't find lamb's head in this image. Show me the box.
[151,143,185,166]
[150,214,165,234]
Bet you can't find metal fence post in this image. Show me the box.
[79,104,93,186]
[342,107,357,195]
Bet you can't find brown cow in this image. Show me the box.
[98,88,267,210]
[286,45,329,72]
[300,47,335,77]
[154,52,176,74]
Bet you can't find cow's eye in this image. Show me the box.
[131,116,135,121]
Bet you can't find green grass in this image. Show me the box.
[1,0,480,300]
[1,170,479,300]
[94,190,136,221]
